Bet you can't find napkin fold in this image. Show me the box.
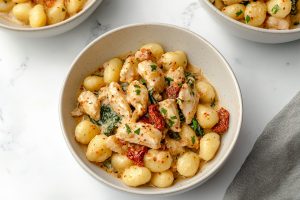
[224,92,300,200]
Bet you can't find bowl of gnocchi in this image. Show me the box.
[60,23,243,195]
[201,0,300,43]
[0,0,103,37]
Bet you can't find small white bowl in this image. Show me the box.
[0,0,102,37]
[201,0,300,43]
[60,23,243,196]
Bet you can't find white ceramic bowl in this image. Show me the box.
[0,0,102,37]
[201,0,300,43]
[60,23,243,196]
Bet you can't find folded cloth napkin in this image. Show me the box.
[224,92,300,200]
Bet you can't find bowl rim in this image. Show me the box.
[0,0,98,32]
[202,0,300,34]
[59,23,243,195]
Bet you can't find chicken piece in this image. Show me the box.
[106,135,128,154]
[126,80,149,122]
[165,136,185,156]
[120,55,139,83]
[78,91,100,120]
[158,99,181,132]
[135,48,156,62]
[107,82,132,119]
[137,60,165,93]
[179,124,199,149]
[165,66,185,86]
[115,122,162,149]
[98,86,109,104]
[177,83,200,124]
[265,16,290,30]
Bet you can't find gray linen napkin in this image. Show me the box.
[224,92,300,200]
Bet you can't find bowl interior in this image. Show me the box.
[0,0,95,30]
[60,24,242,195]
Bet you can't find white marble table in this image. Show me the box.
[1,0,300,199]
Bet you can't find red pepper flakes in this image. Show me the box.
[212,107,230,134]
[126,144,148,166]
[148,104,165,131]
[138,116,151,124]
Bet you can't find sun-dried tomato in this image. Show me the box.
[148,104,165,131]
[212,107,230,134]
[126,144,148,166]
[166,85,181,99]
[138,116,151,124]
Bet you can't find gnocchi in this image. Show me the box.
[122,166,151,187]
[0,0,88,27]
[86,135,112,162]
[75,120,100,144]
[212,0,297,30]
[151,170,174,188]
[199,132,220,161]
[177,152,200,177]
[71,43,231,188]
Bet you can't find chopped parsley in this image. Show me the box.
[178,109,185,123]
[165,77,174,85]
[236,10,243,17]
[171,115,177,120]
[134,128,140,135]
[191,136,196,145]
[150,64,157,71]
[185,72,195,87]
[160,108,167,115]
[140,78,147,86]
[168,131,181,140]
[125,124,131,134]
[190,118,204,137]
[271,4,280,14]
[134,84,141,88]
[245,15,250,24]
[168,119,175,127]
[135,89,141,95]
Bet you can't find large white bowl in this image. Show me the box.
[60,23,243,196]
[201,0,300,43]
[0,0,102,37]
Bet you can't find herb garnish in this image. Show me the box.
[245,15,250,24]
[165,77,174,85]
[125,124,131,133]
[150,64,157,71]
[135,89,141,95]
[271,4,280,14]
[168,131,181,140]
[134,128,140,135]
[236,10,243,17]
[191,136,196,145]
[160,108,167,115]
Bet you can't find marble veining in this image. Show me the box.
[181,1,201,27]
[9,57,29,86]
[86,20,111,44]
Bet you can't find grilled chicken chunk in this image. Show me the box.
[120,55,139,83]
[126,80,149,122]
[115,122,162,149]
[107,82,132,120]
[177,83,199,124]
[137,60,165,93]
[165,66,185,86]
[158,99,181,132]
[78,91,100,120]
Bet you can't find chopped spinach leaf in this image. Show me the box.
[168,131,181,140]
[90,104,121,136]
[190,118,204,137]
[149,90,157,104]
[125,124,131,134]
